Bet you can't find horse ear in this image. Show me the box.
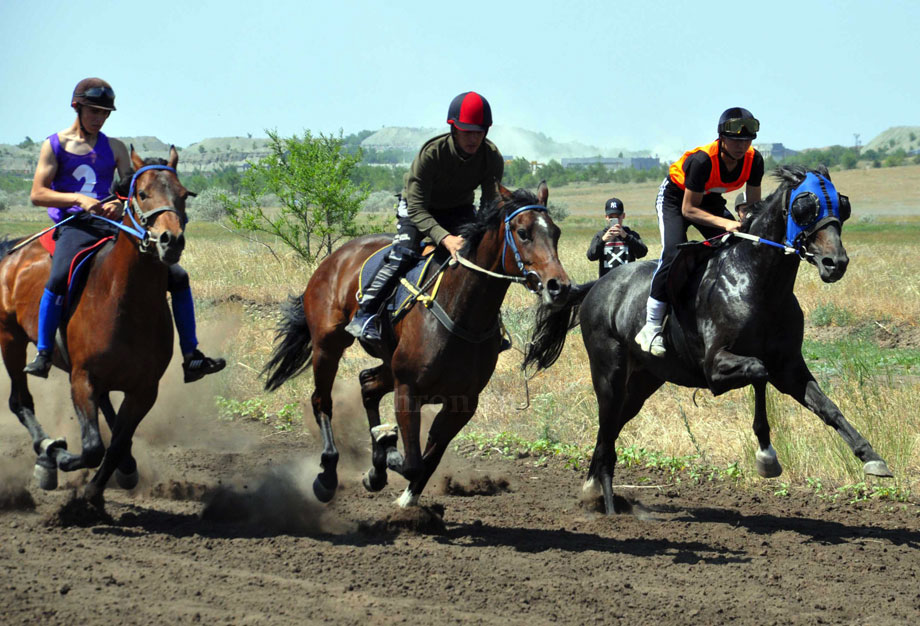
[167,145,179,170]
[496,181,514,201]
[130,144,144,171]
[537,179,548,205]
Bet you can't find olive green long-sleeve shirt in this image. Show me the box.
[404,132,505,244]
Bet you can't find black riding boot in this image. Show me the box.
[345,254,403,343]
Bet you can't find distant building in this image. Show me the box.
[561,156,660,171]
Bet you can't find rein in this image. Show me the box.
[726,231,813,257]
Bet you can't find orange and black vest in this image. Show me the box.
[668,140,754,195]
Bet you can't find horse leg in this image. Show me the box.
[707,348,768,396]
[389,382,424,483]
[769,357,892,477]
[1,328,64,489]
[309,345,345,503]
[397,399,477,508]
[51,370,105,472]
[752,381,782,478]
[586,364,663,515]
[99,394,139,489]
[359,365,395,492]
[84,389,157,507]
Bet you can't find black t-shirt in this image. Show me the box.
[663,147,764,213]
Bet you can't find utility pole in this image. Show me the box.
[853,133,861,153]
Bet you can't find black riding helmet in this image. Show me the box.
[447,91,492,132]
[718,107,758,140]
[72,77,116,111]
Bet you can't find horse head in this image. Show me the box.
[124,146,193,265]
[493,181,571,309]
[745,165,850,283]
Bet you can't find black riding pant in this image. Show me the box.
[649,178,732,303]
[388,204,476,268]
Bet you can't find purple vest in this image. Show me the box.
[47,132,117,223]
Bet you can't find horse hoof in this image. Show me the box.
[312,476,337,503]
[362,469,387,492]
[371,423,398,448]
[755,446,783,478]
[115,469,140,490]
[396,488,419,509]
[33,459,58,491]
[755,458,783,478]
[864,460,893,478]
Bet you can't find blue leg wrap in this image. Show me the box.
[36,289,64,353]
[171,286,198,356]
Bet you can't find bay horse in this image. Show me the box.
[263,183,572,507]
[0,147,192,506]
[525,165,892,514]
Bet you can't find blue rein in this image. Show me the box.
[500,204,548,294]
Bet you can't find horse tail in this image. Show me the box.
[523,280,597,372]
[263,295,313,391]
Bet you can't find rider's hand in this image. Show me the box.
[99,200,124,220]
[73,194,102,213]
[441,234,466,261]
[725,220,742,233]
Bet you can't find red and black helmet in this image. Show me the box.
[72,77,116,111]
[447,91,492,132]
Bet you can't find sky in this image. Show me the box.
[1,0,917,161]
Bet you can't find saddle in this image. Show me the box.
[663,237,733,365]
[357,243,443,319]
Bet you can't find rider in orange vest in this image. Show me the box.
[636,107,764,356]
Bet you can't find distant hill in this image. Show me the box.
[1,126,917,175]
[360,126,649,163]
[863,126,920,154]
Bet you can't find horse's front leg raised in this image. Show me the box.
[83,388,157,507]
[359,365,395,492]
[770,358,892,478]
[752,381,782,478]
[706,347,768,396]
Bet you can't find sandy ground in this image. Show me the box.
[2,358,920,626]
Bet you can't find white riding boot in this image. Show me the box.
[636,297,667,356]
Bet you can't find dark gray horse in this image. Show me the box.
[526,165,892,514]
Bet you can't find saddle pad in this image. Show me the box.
[357,244,439,316]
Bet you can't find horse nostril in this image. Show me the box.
[546,278,562,296]
[159,231,172,246]
[821,257,836,270]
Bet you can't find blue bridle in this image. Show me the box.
[90,164,186,249]
[784,172,845,252]
[500,204,549,294]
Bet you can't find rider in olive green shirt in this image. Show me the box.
[345,91,504,345]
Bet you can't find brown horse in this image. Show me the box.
[0,147,191,506]
[263,183,572,507]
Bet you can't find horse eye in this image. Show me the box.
[838,194,851,221]
[517,227,529,241]
[138,191,148,201]
[791,193,819,226]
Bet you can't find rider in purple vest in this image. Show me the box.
[25,77,225,383]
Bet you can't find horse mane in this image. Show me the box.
[111,157,170,197]
[457,187,541,254]
[740,164,832,231]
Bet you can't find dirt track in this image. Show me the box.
[3,395,920,626]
